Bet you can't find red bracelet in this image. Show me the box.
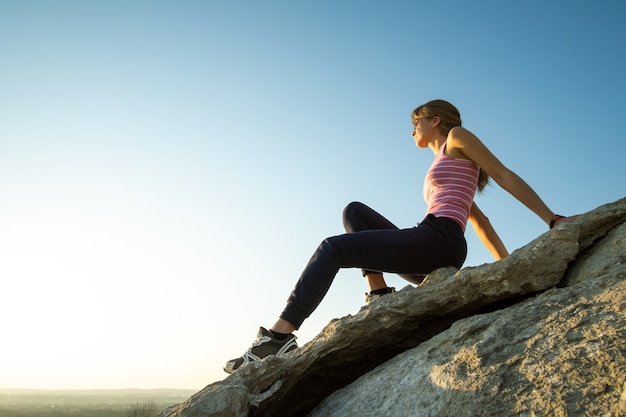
[550,214,566,229]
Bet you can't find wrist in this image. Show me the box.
[550,214,566,229]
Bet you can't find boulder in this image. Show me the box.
[310,248,626,416]
[157,197,626,417]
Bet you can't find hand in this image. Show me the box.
[553,215,580,227]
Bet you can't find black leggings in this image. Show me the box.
[280,201,467,328]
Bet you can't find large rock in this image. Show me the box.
[310,249,626,416]
[158,197,626,417]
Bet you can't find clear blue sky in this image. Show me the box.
[1,1,624,390]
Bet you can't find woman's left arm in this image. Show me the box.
[448,126,568,227]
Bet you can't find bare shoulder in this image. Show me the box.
[447,126,507,177]
[446,126,483,158]
[448,126,481,147]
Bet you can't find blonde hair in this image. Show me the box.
[412,99,490,192]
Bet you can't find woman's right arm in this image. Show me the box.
[469,202,509,260]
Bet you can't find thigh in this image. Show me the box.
[329,222,461,276]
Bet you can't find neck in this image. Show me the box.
[427,133,448,155]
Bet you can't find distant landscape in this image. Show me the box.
[0,389,197,417]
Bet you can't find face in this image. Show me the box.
[411,116,434,148]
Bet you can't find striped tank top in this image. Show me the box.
[423,143,480,232]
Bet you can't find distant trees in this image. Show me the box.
[125,400,161,417]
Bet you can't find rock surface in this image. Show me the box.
[157,197,626,417]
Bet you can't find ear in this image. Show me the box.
[431,115,441,127]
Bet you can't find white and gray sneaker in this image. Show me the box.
[365,287,396,304]
[224,327,298,374]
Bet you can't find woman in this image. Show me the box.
[224,99,575,374]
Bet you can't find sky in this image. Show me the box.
[0,0,624,391]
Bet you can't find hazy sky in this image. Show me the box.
[1,1,624,390]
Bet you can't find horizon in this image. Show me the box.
[1,1,625,390]
[0,388,196,392]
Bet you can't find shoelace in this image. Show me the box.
[250,335,272,348]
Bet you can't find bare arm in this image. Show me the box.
[469,202,509,260]
[447,126,559,227]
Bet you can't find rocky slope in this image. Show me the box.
[158,197,626,417]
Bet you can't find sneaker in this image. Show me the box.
[223,327,298,374]
[365,287,396,304]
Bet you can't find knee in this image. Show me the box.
[314,236,340,262]
[343,201,363,217]
[342,201,364,231]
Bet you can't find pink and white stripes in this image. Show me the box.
[423,143,480,231]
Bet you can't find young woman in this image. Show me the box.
[224,99,575,373]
